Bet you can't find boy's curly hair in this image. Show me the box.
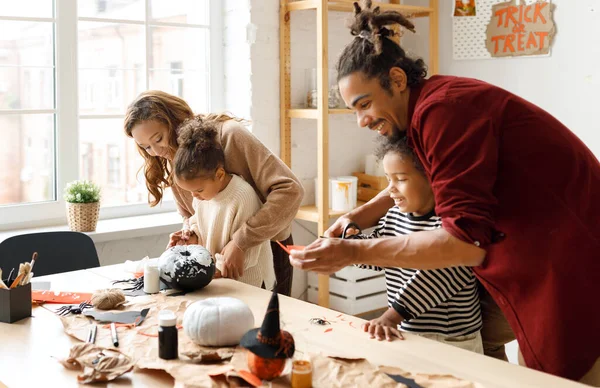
[376,136,425,175]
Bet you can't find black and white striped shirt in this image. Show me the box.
[356,207,482,336]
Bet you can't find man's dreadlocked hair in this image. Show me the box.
[336,0,427,92]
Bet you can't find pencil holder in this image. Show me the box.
[0,283,32,323]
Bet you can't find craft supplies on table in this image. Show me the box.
[111,322,119,347]
[158,310,178,360]
[87,324,97,344]
[0,252,37,323]
[143,263,160,294]
[0,282,32,323]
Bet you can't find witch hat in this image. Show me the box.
[240,292,295,359]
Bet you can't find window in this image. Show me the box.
[0,3,56,210]
[80,143,94,181]
[106,144,120,187]
[0,0,222,229]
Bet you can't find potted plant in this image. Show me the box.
[63,180,101,232]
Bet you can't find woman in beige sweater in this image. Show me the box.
[124,91,303,295]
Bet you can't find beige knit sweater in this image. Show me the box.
[171,120,304,251]
[188,175,275,290]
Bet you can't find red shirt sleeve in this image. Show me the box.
[411,100,499,247]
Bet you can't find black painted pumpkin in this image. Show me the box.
[158,245,215,291]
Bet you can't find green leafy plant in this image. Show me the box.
[63,180,101,203]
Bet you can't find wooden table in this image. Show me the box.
[0,264,587,387]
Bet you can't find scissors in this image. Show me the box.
[341,222,362,239]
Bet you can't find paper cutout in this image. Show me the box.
[84,308,149,325]
[58,343,134,384]
[486,0,556,57]
[32,291,93,304]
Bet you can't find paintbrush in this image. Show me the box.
[0,269,7,289]
[30,252,38,271]
[10,273,24,289]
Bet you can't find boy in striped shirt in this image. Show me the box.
[350,137,483,353]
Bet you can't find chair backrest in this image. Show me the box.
[0,231,100,278]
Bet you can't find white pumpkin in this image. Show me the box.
[183,297,254,346]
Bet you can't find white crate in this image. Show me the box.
[307,271,386,299]
[307,287,388,316]
[307,266,388,316]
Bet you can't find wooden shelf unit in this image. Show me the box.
[280,0,439,308]
[296,201,367,223]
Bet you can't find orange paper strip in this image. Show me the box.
[32,291,93,304]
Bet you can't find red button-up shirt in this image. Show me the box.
[406,75,600,380]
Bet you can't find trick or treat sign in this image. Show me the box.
[485,0,556,58]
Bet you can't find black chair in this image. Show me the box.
[0,231,100,278]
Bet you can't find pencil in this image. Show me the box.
[88,324,97,344]
[110,322,119,347]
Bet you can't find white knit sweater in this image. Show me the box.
[188,175,275,290]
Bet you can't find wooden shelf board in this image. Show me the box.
[288,108,352,118]
[288,0,318,11]
[295,201,366,223]
[286,0,433,17]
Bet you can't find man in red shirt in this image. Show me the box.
[289,2,600,384]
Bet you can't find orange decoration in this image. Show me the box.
[247,351,286,381]
[324,328,333,333]
[32,291,93,304]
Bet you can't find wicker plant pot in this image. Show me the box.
[66,202,100,232]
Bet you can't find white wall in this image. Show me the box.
[438,0,600,155]
[221,2,383,299]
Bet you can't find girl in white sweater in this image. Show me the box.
[172,116,275,290]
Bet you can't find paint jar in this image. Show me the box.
[143,263,160,294]
[331,179,353,211]
[337,176,358,209]
[291,360,312,388]
[158,310,178,360]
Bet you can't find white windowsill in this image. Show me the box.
[0,211,183,244]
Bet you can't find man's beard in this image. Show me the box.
[387,128,407,143]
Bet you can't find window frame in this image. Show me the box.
[0,0,223,231]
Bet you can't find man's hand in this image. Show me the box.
[323,215,355,238]
[219,241,245,280]
[362,308,404,341]
[167,229,199,249]
[289,238,358,274]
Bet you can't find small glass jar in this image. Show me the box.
[305,68,340,109]
[291,360,312,388]
[143,263,160,294]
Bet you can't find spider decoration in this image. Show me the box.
[112,277,144,291]
[309,317,331,326]
[55,301,93,317]
[112,276,186,297]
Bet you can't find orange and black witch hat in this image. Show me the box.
[240,292,295,359]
